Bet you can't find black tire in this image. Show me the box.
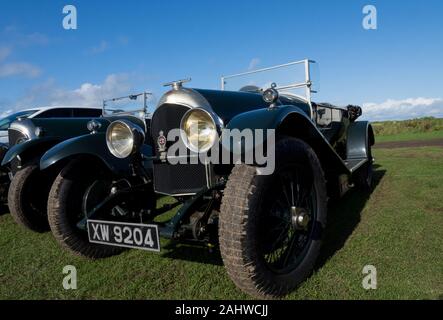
[47,159,123,259]
[219,137,328,298]
[8,164,50,232]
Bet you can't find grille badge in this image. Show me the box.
[157,130,166,152]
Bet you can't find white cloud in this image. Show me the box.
[0,62,41,78]
[85,36,129,55]
[117,35,130,46]
[87,40,110,55]
[0,27,47,79]
[0,47,12,62]
[2,26,49,47]
[15,74,133,108]
[361,97,443,121]
[0,109,14,118]
[18,32,49,46]
[248,58,260,70]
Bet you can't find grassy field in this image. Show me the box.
[373,117,443,142]
[375,130,443,143]
[0,141,442,299]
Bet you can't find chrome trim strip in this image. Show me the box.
[156,87,224,130]
[9,119,36,140]
[347,158,368,173]
[153,190,197,197]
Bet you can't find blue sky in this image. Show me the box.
[0,0,442,120]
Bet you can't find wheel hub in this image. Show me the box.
[291,206,310,230]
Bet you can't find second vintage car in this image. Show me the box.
[1,106,103,228]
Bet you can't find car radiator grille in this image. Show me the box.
[150,103,214,195]
[151,103,189,147]
[154,161,211,195]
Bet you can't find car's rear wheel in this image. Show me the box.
[8,164,51,232]
[47,159,124,259]
[219,137,327,298]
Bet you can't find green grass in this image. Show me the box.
[373,117,443,142]
[372,117,443,135]
[1,146,442,300]
[375,130,443,143]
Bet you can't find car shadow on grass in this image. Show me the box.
[161,242,224,266]
[314,165,386,270]
[0,204,9,216]
[160,166,386,268]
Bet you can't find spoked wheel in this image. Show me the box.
[261,164,317,274]
[220,137,327,298]
[47,159,124,259]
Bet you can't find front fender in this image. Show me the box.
[40,133,153,175]
[226,105,298,131]
[1,137,62,166]
[223,105,300,156]
[225,105,349,175]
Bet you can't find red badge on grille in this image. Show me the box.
[157,131,166,152]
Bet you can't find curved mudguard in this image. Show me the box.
[224,105,350,175]
[1,137,63,166]
[40,133,153,176]
[0,143,9,165]
[346,121,375,160]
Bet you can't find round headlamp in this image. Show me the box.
[180,108,217,153]
[263,88,279,104]
[106,120,145,158]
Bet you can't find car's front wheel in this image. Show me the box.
[47,159,124,259]
[8,164,51,232]
[219,137,327,298]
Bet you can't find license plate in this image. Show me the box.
[87,219,160,252]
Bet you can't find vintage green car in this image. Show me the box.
[1,106,102,230]
[47,60,374,298]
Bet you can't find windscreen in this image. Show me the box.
[222,60,319,101]
[0,109,37,130]
[102,92,153,118]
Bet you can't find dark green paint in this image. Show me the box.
[29,117,110,136]
[2,137,60,166]
[193,88,310,124]
[225,104,350,174]
[346,121,375,160]
[40,132,153,176]
[1,117,105,166]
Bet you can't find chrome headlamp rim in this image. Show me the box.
[179,108,219,153]
[106,119,145,159]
